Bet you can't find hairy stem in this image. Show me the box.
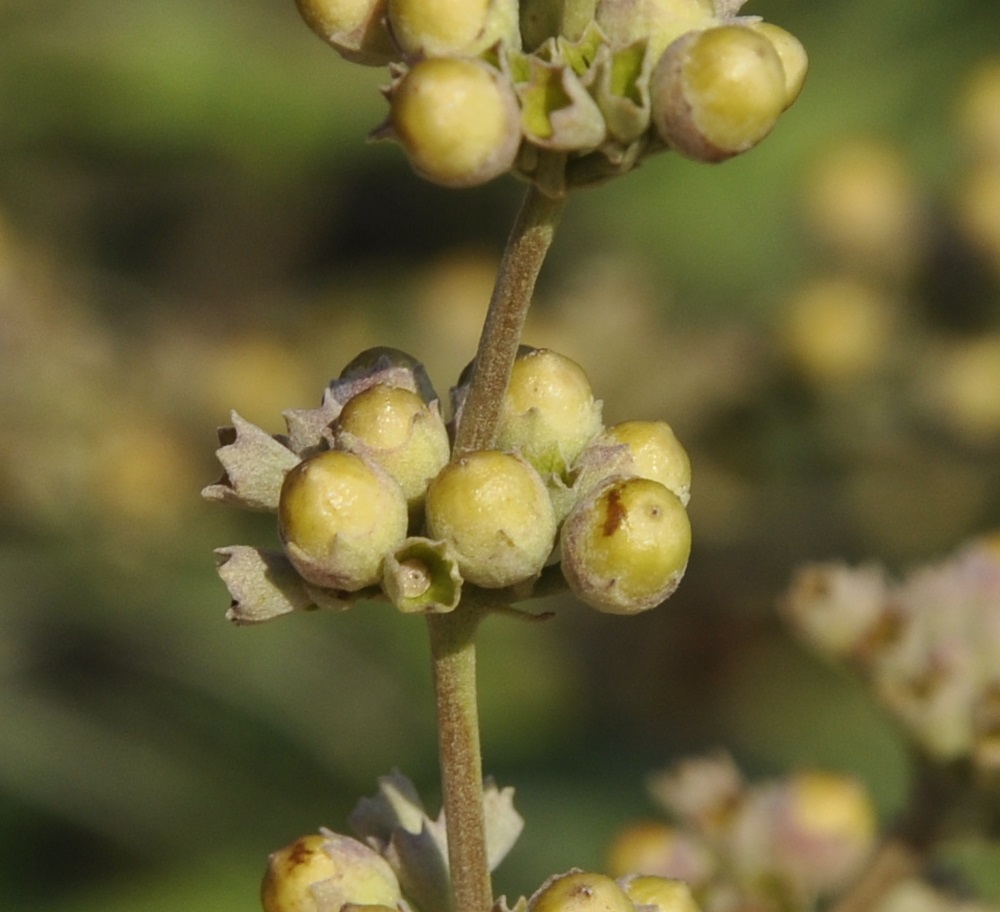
[427,607,490,912]
[452,184,567,457]
[429,184,565,912]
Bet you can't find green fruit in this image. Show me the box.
[620,875,701,912]
[561,476,691,614]
[388,57,522,188]
[599,420,691,505]
[528,870,635,912]
[388,0,520,57]
[425,450,557,588]
[278,450,408,590]
[651,25,788,162]
[295,0,396,65]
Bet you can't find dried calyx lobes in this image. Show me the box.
[296,0,807,187]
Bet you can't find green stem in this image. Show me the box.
[427,607,490,912]
[452,183,567,457]
[428,183,566,912]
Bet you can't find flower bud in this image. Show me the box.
[619,875,701,912]
[528,870,635,912]
[425,450,557,588]
[496,347,604,477]
[561,476,690,614]
[586,420,691,506]
[295,0,396,65]
[747,22,808,110]
[385,57,522,188]
[279,450,408,591]
[261,832,402,912]
[388,0,520,58]
[651,25,788,162]
[334,384,451,522]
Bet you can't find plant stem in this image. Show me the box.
[452,184,567,456]
[428,183,566,912]
[427,607,490,912]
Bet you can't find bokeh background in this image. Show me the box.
[3,0,1000,908]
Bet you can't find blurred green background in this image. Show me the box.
[2,0,1000,908]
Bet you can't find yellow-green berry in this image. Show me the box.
[387,57,521,188]
[295,0,396,65]
[596,421,691,505]
[496,347,604,477]
[747,21,808,109]
[528,870,635,912]
[261,832,402,912]
[651,25,788,162]
[388,0,520,58]
[278,450,408,591]
[620,875,701,912]
[561,476,691,614]
[425,450,557,588]
[335,384,450,521]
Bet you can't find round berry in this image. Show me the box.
[278,450,408,590]
[388,0,519,58]
[425,450,557,588]
[496,347,603,477]
[620,875,700,912]
[748,21,808,110]
[335,384,450,518]
[651,25,788,162]
[528,870,635,912]
[295,0,396,64]
[261,832,402,912]
[597,421,691,506]
[388,57,521,188]
[561,476,691,614]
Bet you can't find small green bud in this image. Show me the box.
[261,832,402,912]
[425,450,557,588]
[295,0,396,65]
[561,476,690,614]
[619,875,701,912]
[388,0,520,58]
[651,25,788,162]
[335,384,451,522]
[278,450,408,591]
[496,348,604,477]
[385,57,522,188]
[528,870,635,912]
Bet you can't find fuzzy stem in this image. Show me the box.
[428,184,565,912]
[427,607,490,912]
[452,184,567,457]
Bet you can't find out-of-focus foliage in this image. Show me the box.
[2,1,1000,910]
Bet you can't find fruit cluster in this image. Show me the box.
[204,345,692,620]
[607,753,877,912]
[297,0,807,192]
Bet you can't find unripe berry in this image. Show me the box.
[335,384,451,521]
[295,0,396,65]
[747,22,808,110]
[592,421,691,506]
[386,57,521,188]
[651,26,787,162]
[425,450,557,588]
[496,347,604,477]
[620,875,701,912]
[528,870,635,912]
[279,450,408,591]
[261,832,402,912]
[388,0,520,58]
[561,476,691,614]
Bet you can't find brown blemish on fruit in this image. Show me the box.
[603,485,626,536]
